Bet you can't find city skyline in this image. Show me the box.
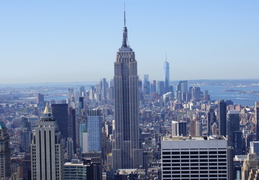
[1,1,259,84]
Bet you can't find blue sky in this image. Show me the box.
[0,1,258,84]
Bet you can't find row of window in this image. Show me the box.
[163,166,226,170]
[162,151,226,155]
[163,163,227,167]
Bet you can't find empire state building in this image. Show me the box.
[112,12,143,169]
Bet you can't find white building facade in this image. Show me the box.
[161,136,228,180]
[31,105,64,180]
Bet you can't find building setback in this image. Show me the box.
[112,11,143,169]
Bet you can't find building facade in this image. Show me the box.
[112,12,143,169]
[87,109,102,152]
[164,61,170,93]
[219,100,227,136]
[255,102,259,140]
[31,104,64,180]
[161,136,228,180]
[0,121,11,178]
[64,159,88,180]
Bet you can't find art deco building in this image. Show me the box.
[112,12,143,169]
[0,121,11,178]
[31,104,64,180]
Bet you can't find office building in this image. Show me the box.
[101,78,108,101]
[161,136,228,180]
[227,110,242,155]
[207,108,216,136]
[157,81,165,96]
[112,12,143,169]
[143,74,150,95]
[191,87,201,101]
[64,159,88,180]
[190,118,202,136]
[150,80,156,94]
[219,100,227,136]
[20,117,31,152]
[36,93,44,104]
[250,141,259,157]
[86,109,102,152]
[0,121,11,178]
[164,61,170,93]
[79,97,84,112]
[31,104,64,180]
[67,137,74,161]
[51,103,69,139]
[177,81,188,93]
[79,120,87,154]
[241,153,259,180]
[255,102,259,140]
[172,121,187,136]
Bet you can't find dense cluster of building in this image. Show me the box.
[1,13,259,180]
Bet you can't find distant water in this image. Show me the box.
[1,80,259,107]
[199,85,259,106]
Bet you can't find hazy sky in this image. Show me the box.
[0,1,258,84]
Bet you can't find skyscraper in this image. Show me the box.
[86,109,102,152]
[207,108,216,136]
[164,61,170,93]
[0,121,11,178]
[31,104,64,180]
[219,100,227,136]
[255,102,259,140]
[51,103,69,139]
[20,117,31,152]
[227,110,242,155]
[112,11,143,169]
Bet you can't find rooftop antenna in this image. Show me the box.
[124,3,126,27]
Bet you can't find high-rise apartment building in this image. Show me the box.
[112,12,143,169]
[164,61,170,93]
[31,104,64,180]
[0,121,11,178]
[161,136,229,180]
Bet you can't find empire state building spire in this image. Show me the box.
[121,8,129,49]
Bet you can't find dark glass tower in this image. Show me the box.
[51,104,69,139]
[0,122,11,178]
[219,100,227,136]
[112,11,143,169]
[255,102,259,140]
[207,108,216,136]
